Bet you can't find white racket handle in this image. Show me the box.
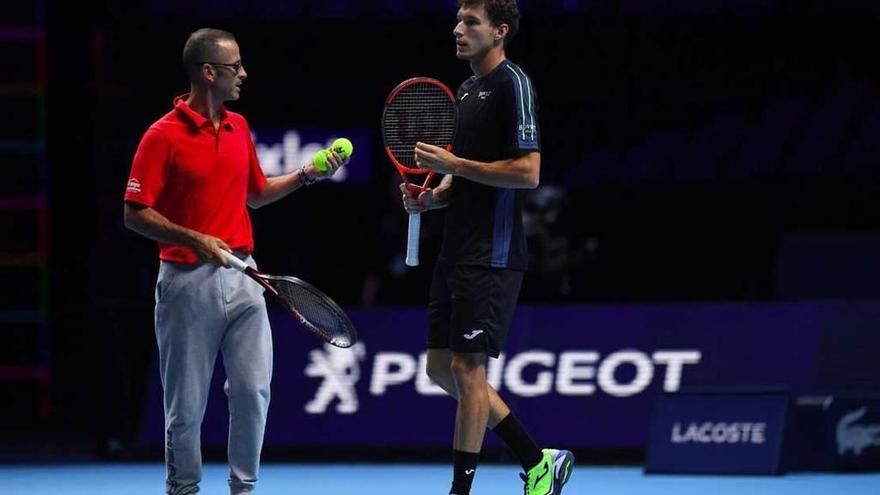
[223,251,249,271]
[406,212,421,267]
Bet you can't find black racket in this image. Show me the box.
[224,252,357,348]
[381,77,458,267]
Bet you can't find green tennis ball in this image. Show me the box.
[313,149,331,172]
[331,137,353,160]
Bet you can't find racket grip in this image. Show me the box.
[406,212,421,267]
[223,251,249,272]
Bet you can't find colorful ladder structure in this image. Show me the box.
[0,1,50,422]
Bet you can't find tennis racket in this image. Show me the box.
[381,77,458,267]
[223,252,357,348]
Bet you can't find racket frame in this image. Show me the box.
[381,76,458,267]
[224,252,356,348]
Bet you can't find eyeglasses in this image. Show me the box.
[192,61,243,73]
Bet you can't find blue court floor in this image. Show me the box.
[2,463,879,494]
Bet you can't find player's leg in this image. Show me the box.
[450,353,491,451]
[220,255,273,495]
[445,263,521,495]
[479,266,574,495]
[448,351,489,495]
[155,261,227,495]
[427,260,481,494]
[428,353,573,495]
[452,264,574,495]
[425,348,510,426]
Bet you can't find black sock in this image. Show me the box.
[492,413,543,471]
[450,450,480,495]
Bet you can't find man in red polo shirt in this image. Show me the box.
[123,28,347,495]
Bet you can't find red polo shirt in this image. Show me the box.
[124,95,267,264]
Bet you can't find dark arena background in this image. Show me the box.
[3,0,880,493]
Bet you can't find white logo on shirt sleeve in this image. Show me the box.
[126,178,142,193]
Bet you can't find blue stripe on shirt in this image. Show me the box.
[491,188,515,267]
[504,62,538,150]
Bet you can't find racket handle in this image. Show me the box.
[406,212,421,267]
[222,251,249,272]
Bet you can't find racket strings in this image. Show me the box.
[270,277,356,347]
[384,83,456,168]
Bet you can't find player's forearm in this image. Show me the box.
[123,203,204,248]
[247,170,311,208]
[431,175,454,208]
[452,152,540,189]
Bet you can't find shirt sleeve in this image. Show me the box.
[124,128,171,207]
[245,124,267,194]
[501,66,541,153]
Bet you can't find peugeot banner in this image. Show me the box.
[137,303,880,449]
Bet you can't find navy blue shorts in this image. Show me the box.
[427,260,524,358]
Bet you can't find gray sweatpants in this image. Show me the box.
[155,255,272,495]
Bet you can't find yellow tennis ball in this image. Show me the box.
[313,149,331,172]
[331,137,353,160]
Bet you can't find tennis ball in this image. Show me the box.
[313,149,331,172]
[331,137,354,160]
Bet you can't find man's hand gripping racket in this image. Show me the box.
[382,77,457,267]
[223,251,357,348]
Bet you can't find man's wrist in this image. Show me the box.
[299,165,316,186]
[428,194,448,210]
[450,157,466,176]
[432,187,450,208]
[182,230,205,250]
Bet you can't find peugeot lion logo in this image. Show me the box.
[304,342,366,414]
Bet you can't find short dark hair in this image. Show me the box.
[182,28,236,78]
[458,0,520,47]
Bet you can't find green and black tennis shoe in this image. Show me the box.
[520,448,574,495]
